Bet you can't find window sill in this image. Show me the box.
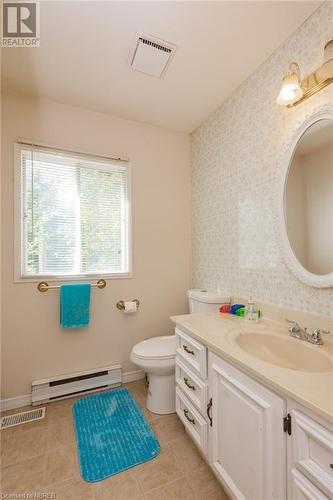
[14,272,132,284]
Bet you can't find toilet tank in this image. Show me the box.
[187,289,230,313]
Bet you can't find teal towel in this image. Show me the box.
[60,283,91,329]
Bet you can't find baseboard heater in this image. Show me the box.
[31,364,122,405]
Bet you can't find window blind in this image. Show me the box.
[19,145,130,277]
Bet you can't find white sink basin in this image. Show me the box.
[235,332,333,372]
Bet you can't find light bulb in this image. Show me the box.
[277,67,303,106]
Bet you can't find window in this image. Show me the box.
[15,144,131,279]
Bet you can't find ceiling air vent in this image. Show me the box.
[129,35,177,78]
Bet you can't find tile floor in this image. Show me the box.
[1,380,229,499]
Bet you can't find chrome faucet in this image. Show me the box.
[286,319,330,346]
[310,328,331,345]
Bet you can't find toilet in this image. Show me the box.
[130,289,230,414]
[131,336,176,414]
[187,289,230,313]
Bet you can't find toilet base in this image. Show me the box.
[146,373,175,414]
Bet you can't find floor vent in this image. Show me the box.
[0,407,46,429]
[32,364,122,405]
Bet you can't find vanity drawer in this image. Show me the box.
[176,386,208,455]
[292,410,333,497]
[175,327,207,379]
[176,357,208,414]
[291,469,329,500]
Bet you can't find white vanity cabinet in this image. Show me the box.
[209,352,286,500]
[175,327,209,455]
[174,326,333,500]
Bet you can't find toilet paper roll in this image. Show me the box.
[123,301,137,314]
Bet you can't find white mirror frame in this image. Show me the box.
[276,104,333,288]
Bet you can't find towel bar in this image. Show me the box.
[37,279,107,292]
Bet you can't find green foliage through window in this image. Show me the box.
[20,147,129,276]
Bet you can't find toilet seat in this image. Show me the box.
[132,335,176,360]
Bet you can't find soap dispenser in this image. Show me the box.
[244,298,259,323]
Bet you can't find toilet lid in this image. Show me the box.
[132,335,176,360]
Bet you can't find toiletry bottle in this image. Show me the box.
[244,298,259,323]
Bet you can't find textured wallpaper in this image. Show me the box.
[191,1,333,318]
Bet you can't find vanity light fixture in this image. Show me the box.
[277,38,333,107]
[277,62,303,106]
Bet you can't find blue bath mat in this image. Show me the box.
[72,388,160,482]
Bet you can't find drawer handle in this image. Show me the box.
[207,398,213,427]
[183,345,195,355]
[183,409,195,425]
[184,377,196,391]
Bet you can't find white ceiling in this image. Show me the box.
[2,1,321,132]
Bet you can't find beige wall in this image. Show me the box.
[1,92,191,399]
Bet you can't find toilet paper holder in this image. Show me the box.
[116,299,140,311]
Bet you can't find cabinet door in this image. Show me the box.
[288,408,333,498]
[208,352,286,500]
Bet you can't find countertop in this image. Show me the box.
[170,312,333,424]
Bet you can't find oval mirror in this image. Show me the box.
[284,118,333,281]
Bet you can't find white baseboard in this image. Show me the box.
[0,394,32,412]
[122,369,145,383]
[1,369,145,412]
